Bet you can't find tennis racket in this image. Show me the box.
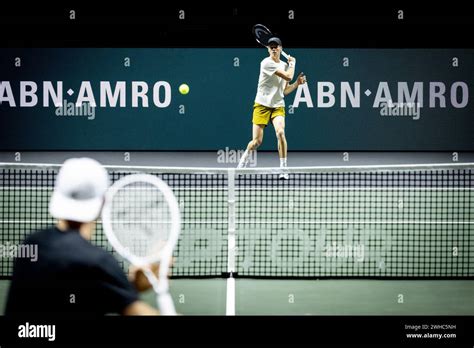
[102,174,181,315]
[252,24,289,60]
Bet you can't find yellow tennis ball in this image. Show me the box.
[179,84,189,95]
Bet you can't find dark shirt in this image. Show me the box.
[5,227,139,317]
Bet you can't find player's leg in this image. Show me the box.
[272,115,287,167]
[272,112,288,179]
[250,123,265,150]
[238,124,264,168]
[238,104,270,168]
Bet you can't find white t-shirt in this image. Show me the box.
[254,57,288,108]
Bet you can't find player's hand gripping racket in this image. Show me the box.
[102,174,181,315]
[253,24,289,60]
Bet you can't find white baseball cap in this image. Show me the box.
[49,158,110,223]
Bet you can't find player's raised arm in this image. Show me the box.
[275,56,296,81]
[284,72,307,95]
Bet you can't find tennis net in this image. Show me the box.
[1,162,473,278]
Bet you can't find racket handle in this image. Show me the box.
[281,50,289,60]
[143,268,177,315]
[157,292,177,315]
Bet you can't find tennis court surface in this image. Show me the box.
[1,152,473,315]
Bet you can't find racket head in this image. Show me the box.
[101,174,181,266]
[253,24,273,47]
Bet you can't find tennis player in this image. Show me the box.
[5,158,161,316]
[237,37,306,179]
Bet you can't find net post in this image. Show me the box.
[226,168,236,315]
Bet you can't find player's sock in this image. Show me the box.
[279,158,288,180]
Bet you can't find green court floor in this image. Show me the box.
[1,279,473,315]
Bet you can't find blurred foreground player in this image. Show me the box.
[5,158,160,316]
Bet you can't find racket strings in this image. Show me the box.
[110,181,172,258]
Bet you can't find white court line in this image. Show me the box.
[226,277,235,316]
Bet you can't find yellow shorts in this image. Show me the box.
[252,103,285,126]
